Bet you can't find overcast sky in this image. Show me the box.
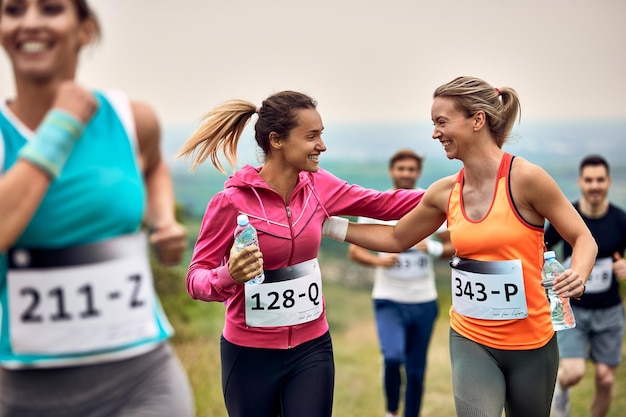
[1,0,625,127]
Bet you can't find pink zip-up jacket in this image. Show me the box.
[187,165,424,349]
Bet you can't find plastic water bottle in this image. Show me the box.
[541,251,575,331]
[234,214,264,285]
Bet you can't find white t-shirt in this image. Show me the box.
[356,217,445,303]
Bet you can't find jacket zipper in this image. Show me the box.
[286,205,295,348]
[285,206,296,265]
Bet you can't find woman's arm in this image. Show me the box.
[0,82,97,251]
[133,100,187,266]
[329,176,453,253]
[185,194,244,301]
[416,228,454,259]
[314,168,424,219]
[515,159,597,297]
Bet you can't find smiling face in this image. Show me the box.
[431,96,474,160]
[0,0,94,83]
[275,108,326,174]
[578,164,610,208]
[389,157,420,190]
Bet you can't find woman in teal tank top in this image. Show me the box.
[0,1,193,415]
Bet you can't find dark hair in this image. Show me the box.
[389,148,423,171]
[177,90,317,173]
[255,91,317,154]
[579,154,610,176]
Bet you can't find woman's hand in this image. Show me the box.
[149,222,187,266]
[228,245,264,285]
[553,268,586,299]
[53,81,98,124]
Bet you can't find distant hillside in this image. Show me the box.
[165,119,626,217]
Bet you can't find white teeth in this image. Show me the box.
[309,155,319,162]
[21,41,47,53]
[441,141,451,148]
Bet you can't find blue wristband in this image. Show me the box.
[18,110,85,178]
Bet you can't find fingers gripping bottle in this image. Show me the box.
[541,251,576,331]
[234,214,265,286]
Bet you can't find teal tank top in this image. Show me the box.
[0,91,173,367]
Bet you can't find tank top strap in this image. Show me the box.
[497,152,514,180]
[454,168,465,184]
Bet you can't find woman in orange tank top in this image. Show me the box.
[323,76,597,417]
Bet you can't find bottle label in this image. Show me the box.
[234,227,258,251]
[585,256,613,294]
[450,257,528,320]
[384,248,431,280]
[6,233,160,355]
[244,258,323,327]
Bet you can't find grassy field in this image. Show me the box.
[154,251,626,417]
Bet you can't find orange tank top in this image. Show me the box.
[447,153,554,350]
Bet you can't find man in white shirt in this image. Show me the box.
[348,149,452,417]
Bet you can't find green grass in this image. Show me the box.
[155,239,626,416]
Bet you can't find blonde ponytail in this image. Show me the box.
[176,100,256,173]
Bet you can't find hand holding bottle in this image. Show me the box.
[548,262,586,299]
[228,245,264,285]
[542,251,576,330]
[231,214,265,285]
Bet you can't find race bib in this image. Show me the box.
[585,257,613,294]
[450,257,528,320]
[385,249,430,280]
[245,259,323,327]
[7,233,159,355]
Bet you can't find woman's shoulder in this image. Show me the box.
[509,155,560,210]
[207,187,239,211]
[310,167,374,187]
[424,174,457,209]
[430,173,458,191]
[510,155,550,183]
[96,90,158,139]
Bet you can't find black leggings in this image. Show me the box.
[220,331,335,417]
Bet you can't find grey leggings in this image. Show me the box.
[0,343,194,417]
[449,328,558,417]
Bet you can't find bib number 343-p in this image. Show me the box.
[450,257,528,320]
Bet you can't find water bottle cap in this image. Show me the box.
[544,250,556,260]
[236,214,249,226]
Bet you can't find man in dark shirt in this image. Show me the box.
[545,155,626,417]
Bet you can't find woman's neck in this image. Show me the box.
[461,147,504,185]
[259,163,299,203]
[9,76,72,130]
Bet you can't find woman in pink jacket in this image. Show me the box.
[177,90,423,417]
